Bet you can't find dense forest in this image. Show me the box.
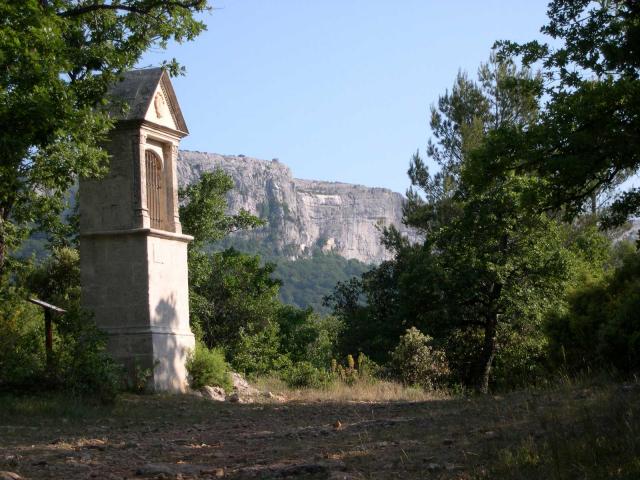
[214,235,373,314]
[1,0,639,405]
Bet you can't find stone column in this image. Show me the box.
[132,132,150,229]
[164,142,182,234]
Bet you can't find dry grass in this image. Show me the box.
[2,380,638,479]
[252,376,450,403]
[475,382,640,479]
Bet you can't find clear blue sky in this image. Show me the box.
[141,0,551,194]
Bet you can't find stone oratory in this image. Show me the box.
[80,68,194,392]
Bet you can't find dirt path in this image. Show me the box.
[0,386,625,479]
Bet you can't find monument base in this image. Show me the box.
[104,328,195,392]
[80,228,194,393]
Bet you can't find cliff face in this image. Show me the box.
[177,151,416,264]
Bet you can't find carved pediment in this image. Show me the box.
[108,68,188,136]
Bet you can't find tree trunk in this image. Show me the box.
[475,278,502,394]
[475,314,498,394]
[0,213,6,280]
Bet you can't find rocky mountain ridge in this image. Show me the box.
[177,151,417,264]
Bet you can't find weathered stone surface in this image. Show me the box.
[231,372,259,397]
[200,386,226,402]
[177,151,419,264]
[0,472,23,480]
[80,69,194,393]
[262,391,286,402]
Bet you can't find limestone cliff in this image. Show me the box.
[177,151,416,264]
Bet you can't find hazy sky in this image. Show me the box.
[141,1,551,194]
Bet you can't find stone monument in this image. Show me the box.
[79,68,194,392]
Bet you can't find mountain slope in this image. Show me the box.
[177,150,416,264]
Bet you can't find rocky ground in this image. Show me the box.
[0,382,637,480]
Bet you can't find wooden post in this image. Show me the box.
[44,309,53,370]
[27,298,66,374]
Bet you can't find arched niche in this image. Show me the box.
[145,149,167,230]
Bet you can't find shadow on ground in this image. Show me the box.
[1,384,637,479]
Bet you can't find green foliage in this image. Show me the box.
[0,0,209,277]
[189,247,283,355]
[280,361,332,389]
[275,253,371,313]
[547,247,640,374]
[389,328,450,389]
[327,55,614,393]
[126,363,154,394]
[23,246,80,308]
[215,236,372,314]
[51,308,122,403]
[0,291,121,403]
[0,290,45,389]
[329,57,550,391]
[493,0,640,222]
[325,262,404,365]
[232,322,291,376]
[186,341,232,391]
[276,306,342,368]
[330,352,380,385]
[179,170,263,251]
[182,171,345,378]
[180,169,281,373]
[1,247,122,402]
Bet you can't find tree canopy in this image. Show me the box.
[328,55,611,392]
[488,0,640,222]
[0,0,209,279]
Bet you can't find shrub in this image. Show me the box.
[356,352,380,382]
[546,249,640,374]
[0,291,46,389]
[281,361,332,389]
[0,290,122,403]
[331,352,381,385]
[52,308,122,403]
[231,323,291,376]
[186,341,232,391]
[390,327,450,389]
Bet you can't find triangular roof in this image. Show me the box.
[108,68,189,136]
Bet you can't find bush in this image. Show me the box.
[0,291,46,389]
[186,341,232,391]
[280,361,332,389]
[52,308,122,403]
[231,323,291,376]
[546,249,640,374]
[0,287,121,403]
[390,327,450,389]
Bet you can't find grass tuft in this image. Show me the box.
[252,376,450,403]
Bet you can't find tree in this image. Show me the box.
[403,57,560,392]
[188,247,283,358]
[404,54,542,234]
[325,260,404,364]
[329,57,596,392]
[179,170,262,252]
[546,243,640,374]
[0,0,209,279]
[491,0,640,222]
[179,169,267,351]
